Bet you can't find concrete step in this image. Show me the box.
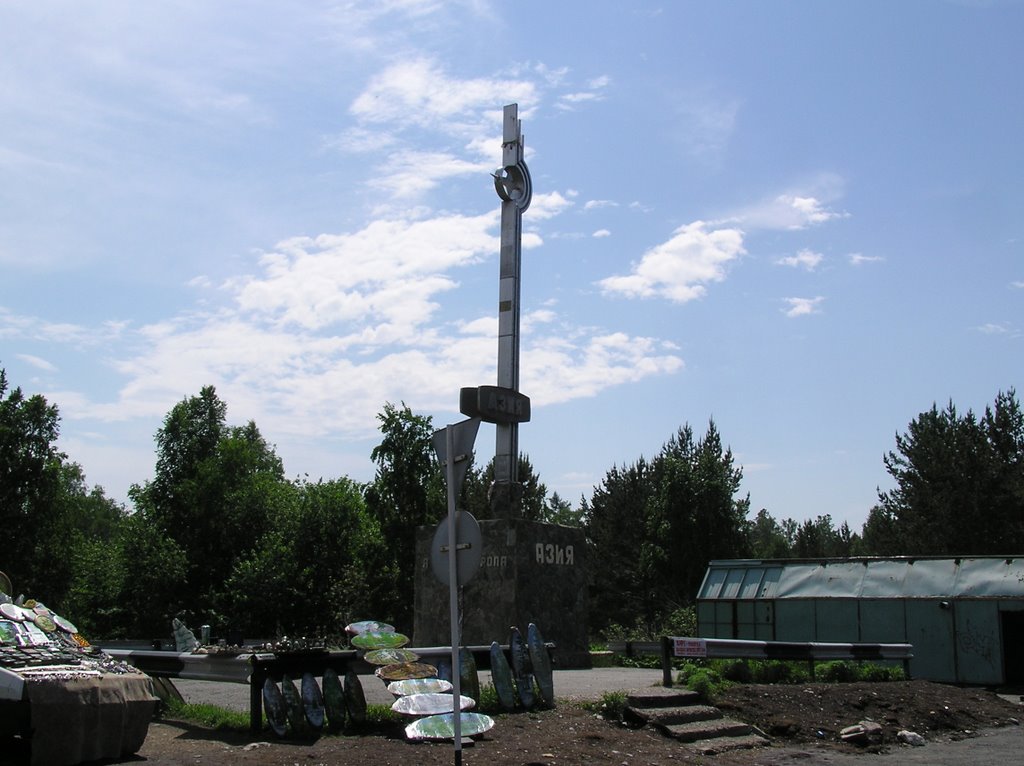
[686,732,772,755]
[658,717,755,743]
[641,704,723,726]
[625,686,701,709]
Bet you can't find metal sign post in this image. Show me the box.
[444,425,463,763]
[431,417,481,765]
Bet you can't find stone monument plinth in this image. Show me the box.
[413,518,589,667]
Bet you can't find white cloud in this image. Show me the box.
[556,74,610,111]
[36,193,684,440]
[527,191,575,220]
[558,91,601,107]
[0,308,118,347]
[329,127,399,154]
[15,353,57,372]
[783,296,825,318]
[350,58,537,134]
[524,332,683,404]
[975,322,1010,334]
[369,150,491,198]
[593,229,611,238]
[777,249,823,270]
[584,199,618,210]
[723,175,849,231]
[234,213,497,332]
[597,221,746,302]
[849,253,885,266]
[1011,280,1024,289]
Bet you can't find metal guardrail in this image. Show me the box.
[106,642,553,732]
[657,636,913,687]
[106,647,400,731]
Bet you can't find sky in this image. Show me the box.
[2,1,1021,530]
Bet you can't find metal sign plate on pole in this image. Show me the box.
[431,418,480,491]
[430,511,483,587]
[459,385,531,424]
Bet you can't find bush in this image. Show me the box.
[748,660,812,684]
[856,663,906,682]
[675,661,730,701]
[684,667,728,702]
[720,660,753,683]
[816,661,857,683]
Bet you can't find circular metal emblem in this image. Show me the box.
[33,613,57,632]
[493,162,532,211]
[0,603,23,621]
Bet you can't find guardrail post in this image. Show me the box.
[661,636,673,687]
[249,658,264,733]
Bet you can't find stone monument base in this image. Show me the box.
[413,518,589,668]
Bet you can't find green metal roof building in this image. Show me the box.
[696,556,1024,685]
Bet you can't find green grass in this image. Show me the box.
[581,690,627,720]
[162,698,251,731]
[162,697,402,732]
[474,682,502,713]
[364,703,402,724]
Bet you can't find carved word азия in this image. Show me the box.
[536,543,574,565]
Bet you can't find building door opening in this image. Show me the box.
[1000,610,1024,685]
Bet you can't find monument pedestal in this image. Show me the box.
[413,518,589,668]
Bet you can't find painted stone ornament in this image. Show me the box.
[405,712,494,741]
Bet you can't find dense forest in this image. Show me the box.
[2,367,1021,642]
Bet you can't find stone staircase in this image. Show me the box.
[622,686,769,755]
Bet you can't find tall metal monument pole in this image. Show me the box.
[492,103,532,518]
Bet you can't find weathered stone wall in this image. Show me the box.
[413,518,589,667]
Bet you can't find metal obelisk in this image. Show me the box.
[492,103,532,517]
[413,104,589,667]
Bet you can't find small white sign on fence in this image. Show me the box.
[673,638,707,658]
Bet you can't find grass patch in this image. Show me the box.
[581,690,627,720]
[475,682,502,713]
[162,698,251,731]
[364,703,402,724]
[162,697,403,732]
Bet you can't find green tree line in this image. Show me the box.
[2,367,1021,642]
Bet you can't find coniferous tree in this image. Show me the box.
[871,390,1024,555]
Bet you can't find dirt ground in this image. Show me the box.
[118,679,1021,765]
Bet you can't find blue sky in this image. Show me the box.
[2,1,1021,529]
